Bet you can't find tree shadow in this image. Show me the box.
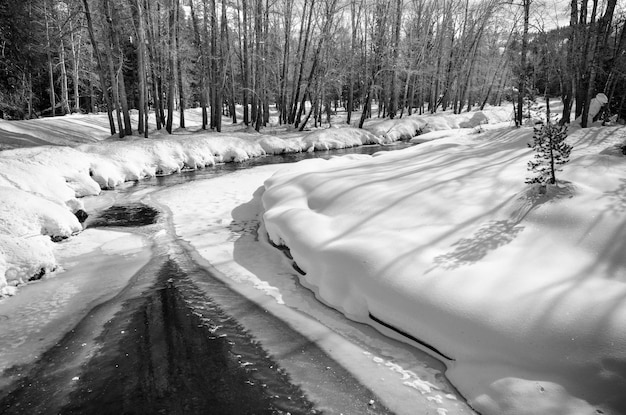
[431,219,525,270]
[429,182,577,271]
[604,178,626,215]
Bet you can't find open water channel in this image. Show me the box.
[0,143,474,415]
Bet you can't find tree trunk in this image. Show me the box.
[222,1,237,124]
[388,0,402,119]
[131,0,146,135]
[55,4,71,115]
[190,0,208,129]
[561,0,578,124]
[581,0,617,128]
[44,0,56,117]
[240,0,250,126]
[111,11,132,136]
[346,0,359,125]
[165,0,178,134]
[517,0,530,127]
[106,4,133,137]
[575,0,590,118]
[103,0,124,137]
[89,48,95,113]
[253,0,263,131]
[278,0,293,124]
[69,17,82,113]
[176,0,185,129]
[59,39,71,114]
[118,63,132,135]
[289,0,315,124]
[294,0,337,129]
[82,0,115,133]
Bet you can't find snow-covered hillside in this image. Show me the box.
[262,121,626,414]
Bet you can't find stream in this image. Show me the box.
[0,142,474,415]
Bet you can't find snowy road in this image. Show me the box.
[0,149,474,414]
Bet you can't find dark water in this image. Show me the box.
[88,142,415,227]
[120,142,415,192]
[87,203,159,227]
[0,258,324,415]
[60,260,318,415]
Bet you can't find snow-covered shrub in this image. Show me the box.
[526,122,572,185]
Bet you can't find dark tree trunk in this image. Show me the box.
[44,0,56,117]
[165,0,178,134]
[103,0,124,137]
[517,0,530,127]
[581,0,617,128]
[190,0,208,129]
[176,0,185,129]
[240,0,250,126]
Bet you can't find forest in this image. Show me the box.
[0,0,624,137]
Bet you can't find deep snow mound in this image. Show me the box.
[262,123,626,415]
[364,107,512,141]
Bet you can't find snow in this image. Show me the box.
[364,107,512,141]
[153,165,470,415]
[3,105,619,414]
[0,123,402,294]
[0,108,509,296]
[262,122,626,414]
[259,125,388,154]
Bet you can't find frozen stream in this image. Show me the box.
[0,143,475,414]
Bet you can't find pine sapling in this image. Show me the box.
[526,122,572,186]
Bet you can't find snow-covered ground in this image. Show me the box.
[6,104,624,413]
[262,121,626,414]
[0,107,509,295]
[152,165,471,415]
[0,126,379,295]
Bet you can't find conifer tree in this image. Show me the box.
[526,122,572,186]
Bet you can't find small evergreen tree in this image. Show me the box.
[526,122,572,185]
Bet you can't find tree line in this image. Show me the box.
[0,0,624,136]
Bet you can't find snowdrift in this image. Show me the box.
[364,107,512,141]
[0,120,407,295]
[262,123,626,415]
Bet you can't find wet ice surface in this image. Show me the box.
[155,164,474,415]
[0,230,150,391]
[0,142,474,414]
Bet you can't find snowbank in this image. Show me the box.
[262,123,626,415]
[0,121,409,296]
[364,107,512,141]
[258,126,387,154]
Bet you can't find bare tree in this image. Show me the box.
[165,0,178,134]
[81,0,116,134]
[581,0,618,127]
[516,0,530,127]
